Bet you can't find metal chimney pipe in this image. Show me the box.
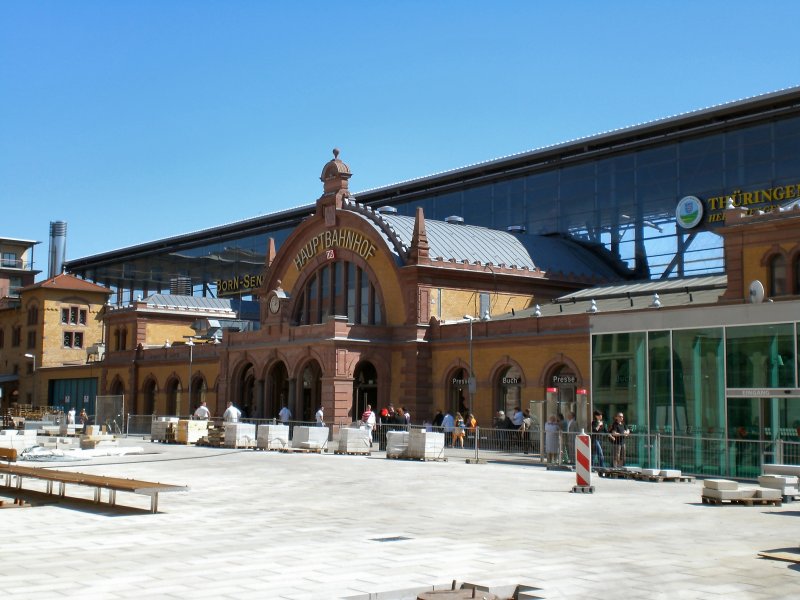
[48,221,67,278]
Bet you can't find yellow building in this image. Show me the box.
[100,294,239,419]
[0,273,110,412]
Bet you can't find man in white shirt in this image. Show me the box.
[278,404,292,424]
[193,400,210,420]
[315,405,324,426]
[223,401,241,423]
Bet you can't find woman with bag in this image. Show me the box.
[453,412,466,448]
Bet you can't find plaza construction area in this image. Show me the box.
[1,439,799,600]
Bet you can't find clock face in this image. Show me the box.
[269,294,281,314]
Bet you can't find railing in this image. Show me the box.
[121,415,800,479]
[0,257,32,270]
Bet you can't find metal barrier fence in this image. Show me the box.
[123,415,800,478]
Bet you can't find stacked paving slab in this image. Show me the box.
[702,479,782,505]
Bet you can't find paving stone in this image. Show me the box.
[1,440,798,599]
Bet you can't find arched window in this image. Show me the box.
[769,254,787,297]
[293,259,384,326]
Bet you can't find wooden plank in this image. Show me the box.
[0,464,188,513]
[758,549,800,563]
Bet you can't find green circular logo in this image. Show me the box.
[676,196,703,229]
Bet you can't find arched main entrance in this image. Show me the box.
[267,362,289,419]
[299,361,322,422]
[352,361,377,422]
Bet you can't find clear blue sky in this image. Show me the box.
[2,1,799,269]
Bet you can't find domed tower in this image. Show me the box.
[317,148,352,218]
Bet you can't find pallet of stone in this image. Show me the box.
[256,424,290,451]
[335,426,371,455]
[596,467,639,479]
[386,430,409,458]
[701,493,782,507]
[406,429,445,461]
[634,468,694,483]
[757,474,799,502]
[386,453,448,462]
[198,425,225,447]
[150,418,179,443]
[279,446,324,454]
[175,419,209,445]
[290,426,329,452]
[701,478,782,506]
[634,469,664,482]
[224,423,256,448]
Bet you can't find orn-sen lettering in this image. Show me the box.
[215,274,264,296]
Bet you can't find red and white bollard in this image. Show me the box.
[571,429,595,493]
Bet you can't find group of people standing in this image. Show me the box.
[542,410,630,468]
[591,410,630,468]
[544,412,578,464]
[432,409,477,447]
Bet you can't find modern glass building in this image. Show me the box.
[65,86,800,306]
[591,301,800,477]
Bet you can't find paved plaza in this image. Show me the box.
[1,440,799,599]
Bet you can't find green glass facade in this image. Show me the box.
[592,320,800,476]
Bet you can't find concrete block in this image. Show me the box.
[407,429,444,460]
[224,422,257,448]
[641,468,660,476]
[660,469,682,478]
[257,424,289,450]
[337,427,371,453]
[763,464,800,478]
[703,488,749,500]
[291,426,328,450]
[758,474,798,487]
[755,487,782,500]
[386,430,409,456]
[704,479,738,491]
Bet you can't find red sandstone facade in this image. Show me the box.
[218,152,591,427]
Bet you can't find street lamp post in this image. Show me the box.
[24,353,36,405]
[464,316,475,416]
[186,338,194,416]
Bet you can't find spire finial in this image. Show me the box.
[332,148,340,159]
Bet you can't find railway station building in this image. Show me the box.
[4,87,800,474]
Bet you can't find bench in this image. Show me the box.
[0,464,188,513]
